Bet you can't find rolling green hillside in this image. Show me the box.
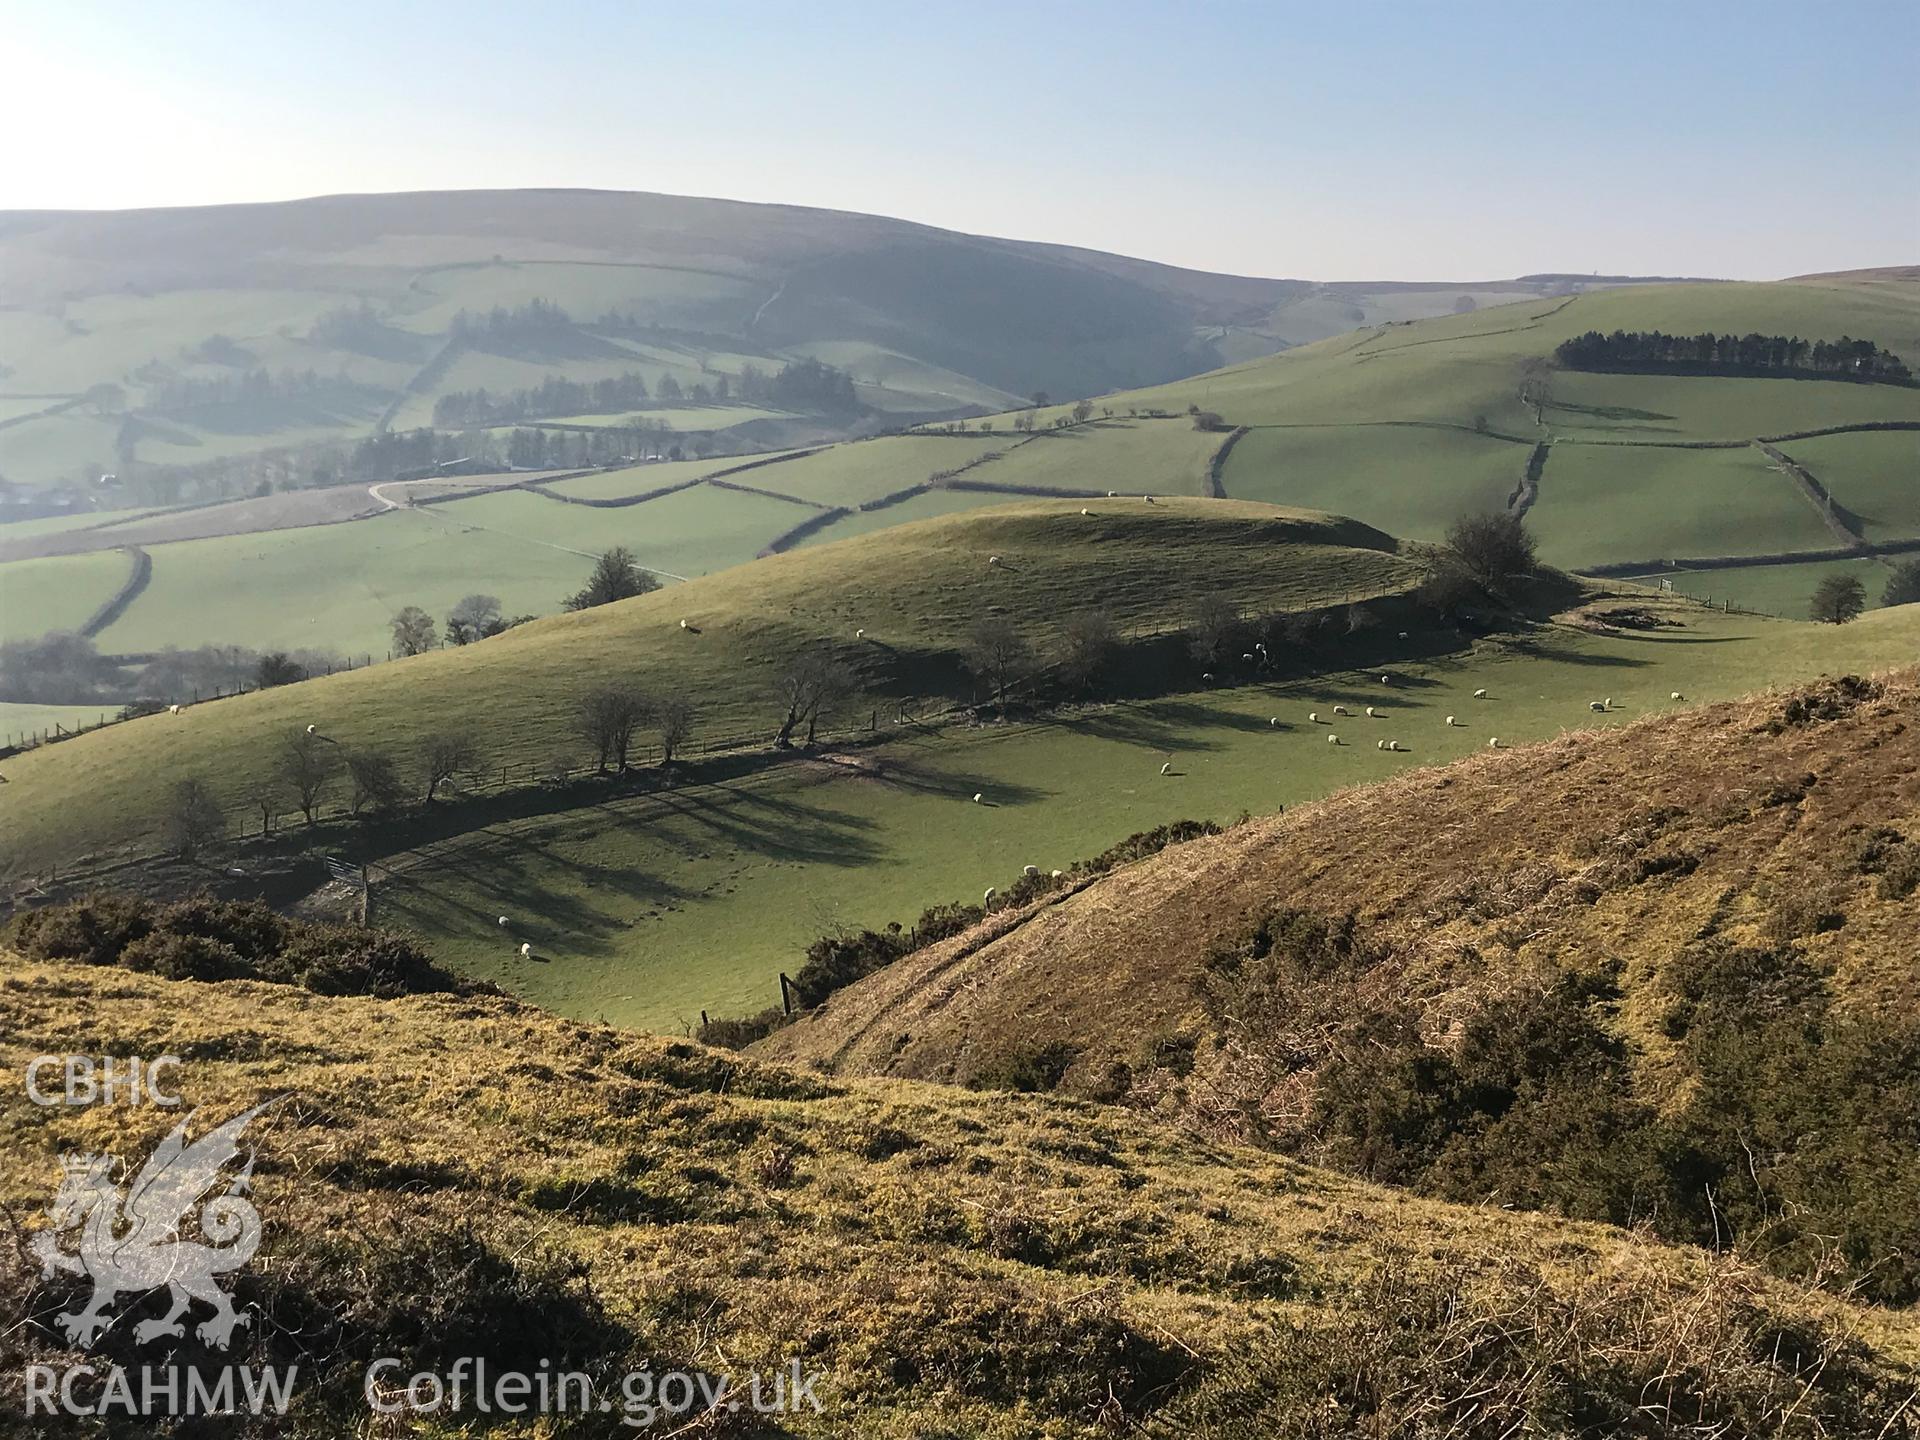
[0,189,1601,508]
[0,498,1420,872]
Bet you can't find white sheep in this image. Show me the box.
[856,628,866,638]
[305,724,317,735]
[983,887,996,907]
[1308,712,1321,724]
[1380,674,1392,685]
[1377,739,1388,750]
[1023,864,1040,877]
[1327,733,1340,745]
[1332,705,1350,716]
[988,555,1001,566]
[1671,691,1684,701]
[519,942,532,958]
[1144,495,1156,504]
[1269,716,1279,727]
[972,792,984,804]
[1389,740,1403,752]
[1445,716,1457,726]
[1049,869,1063,879]
[1107,490,1117,497]
[167,703,181,716]
[1604,697,1613,709]
[1488,737,1500,748]
[1241,653,1254,663]
[1589,701,1607,713]
[1080,508,1091,516]
[1159,761,1173,775]
[1365,705,1379,718]
[679,619,689,629]
[1202,671,1215,681]
[1473,688,1488,699]
[497,915,509,928]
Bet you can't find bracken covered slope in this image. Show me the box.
[3,952,1918,1436]
[757,669,1919,1089]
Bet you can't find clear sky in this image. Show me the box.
[2,0,1913,281]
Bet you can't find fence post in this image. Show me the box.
[779,973,795,1015]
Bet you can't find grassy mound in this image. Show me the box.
[3,954,1915,1435]
[0,497,1420,871]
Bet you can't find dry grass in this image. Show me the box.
[2,954,1914,1434]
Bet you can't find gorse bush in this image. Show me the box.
[1167,907,1920,1303]
[4,893,484,999]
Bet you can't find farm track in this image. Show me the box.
[1509,443,1551,517]
[1205,426,1249,498]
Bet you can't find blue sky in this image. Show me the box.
[2,0,1913,279]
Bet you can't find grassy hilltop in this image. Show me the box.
[4,942,1918,1436]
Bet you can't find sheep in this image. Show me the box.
[679,619,689,629]
[1488,737,1500,748]
[988,555,1001,566]
[856,628,866,639]
[1380,674,1392,685]
[167,703,181,716]
[1308,712,1321,724]
[1332,705,1350,716]
[1107,490,1117,498]
[1269,716,1280,727]
[1144,495,1157,504]
[305,724,317,735]
[1365,705,1379,718]
[1080,508,1092,516]
[972,792,984,804]
[1389,740,1403,752]
[1671,690,1684,701]
[1445,716,1458,726]
[1604,697,1613,709]
[1202,671,1215,682]
[1377,738,1388,750]
[1589,701,1607,713]
[1023,864,1040,878]
[1241,653,1254,663]
[519,942,532,958]
[1049,869,1063,879]
[497,916,510,928]
[1327,733,1340,745]
[1473,688,1488,699]
[1159,761,1173,776]
[983,887,996,907]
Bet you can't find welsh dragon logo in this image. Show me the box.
[30,1100,282,1350]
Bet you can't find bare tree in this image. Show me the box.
[444,594,502,646]
[1186,594,1246,669]
[655,694,695,765]
[164,777,225,859]
[1518,356,1556,424]
[421,732,478,802]
[773,652,858,748]
[391,606,436,657]
[577,682,651,772]
[278,729,335,825]
[564,547,659,611]
[1058,608,1121,694]
[1070,399,1094,423]
[346,749,407,816]
[1446,511,1538,597]
[965,617,1033,719]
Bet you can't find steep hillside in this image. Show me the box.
[3,947,1916,1436]
[0,498,1421,869]
[757,667,1920,1298]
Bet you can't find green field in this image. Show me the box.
[0,499,1422,870]
[377,599,1920,1028]
[967,420,1222,495]
[0,548,134,643]
[541,457,747,500]
[742,435,1005,506]
[1529,444,1836,568]
[1779,430,1920,540]
[0,702,116,747]
[1621,555,1899,619]
[1224,424,1528,540]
